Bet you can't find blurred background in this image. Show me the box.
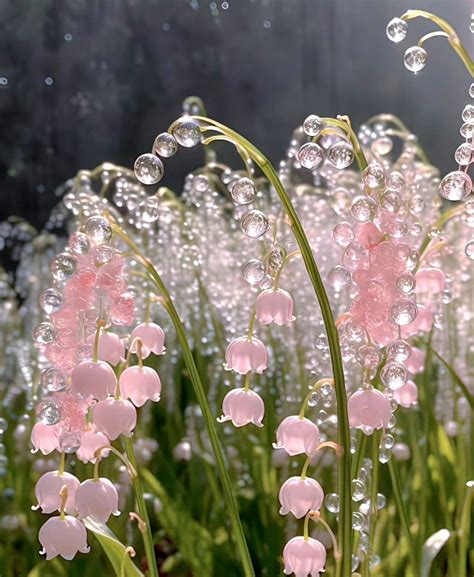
[0,0,472,233]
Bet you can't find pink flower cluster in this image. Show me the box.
[31,219,166,561]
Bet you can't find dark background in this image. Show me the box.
[0,0,472,230]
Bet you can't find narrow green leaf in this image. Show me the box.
[421,528,450,577]
[83,517,145,577]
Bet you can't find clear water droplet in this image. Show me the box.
[325,492,340,513]
[153,132,178,157]
[328,265,351,290]
[50,253,77,281]
[230,178,257,204]
[39,402,61,425]
[303,114,322,137]
[241,210,269,238]
[33,322,56,345]
[297,142,324,169]
[39,288,63,314]
[242,259,266,285]
[134,153,164,185]
[390,298,418,325]
[172,116,202,147]
[404,46,427,73]
[386,17,408,42]
[381,362,408,390]
[84,216,113,245]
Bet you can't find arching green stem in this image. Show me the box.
[179,116,353,577]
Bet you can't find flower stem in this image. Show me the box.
[112,225,255,577]
[122,436,159,577]
[185,117,353,577]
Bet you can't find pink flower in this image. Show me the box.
[415,267,446,294]
[39,516,90,560]
[225,336,268,374]
[119,365,162,407]
[283,536,326,577]
[31,422,60,455]
[354,222,384,249]
[33,471,80,514]
[274,416,320,457]
[129,322,165,358]
[76,427,110,464]
[75,478,120,523]
[393,380,418,408]
[92,398,137,440]
[402,304,433,337]
[348,388,392,435]
[86,331,125,366]
[405,347,426,374]
[279,476,324,519]
[217,388,264,427]
[70,360,117,401]
[255,288,296,326]
[109,292,136,326]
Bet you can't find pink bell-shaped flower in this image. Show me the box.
[274,416,320,457]
[33,470,80,514]
[75,478,120,523]
[255,288,296,326]
[92,398,137,440]
[283,536,327,577]
[405,347,426,374]
[348,388,392,435]
[76,427,110,464]
[393,380,418,408]
[279,476,324,519]
[415,267,446,294]
[217,388,265,427]
[39,516,90,560]
[86,331,125,366]
[31,422,60,455]
[225,336,268,374]
[129,322,165,358]
[70,360,117,401]
[119,365,162,407]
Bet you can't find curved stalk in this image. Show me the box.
[400,10,474,77]
[179,116,353,577]
[112,224,255,577]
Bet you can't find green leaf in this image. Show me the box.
[83,517,144,577]
[141,468,214,575]
[27,559,67,577]
[421,528,450,577]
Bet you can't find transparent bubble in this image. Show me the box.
[259,274,274,290]
[84,216,113,245]
[314,334,329,352]
[352,478,366,502]
[40,368,67,393]
[59,431,81,454]
[39,401,61,425]
[352,511,366,531]
[409,194,424,213]
[404,46,427,73]
[33,322,56,345]
[465,239,474,259]
[134,153,164,185]
[387,170,405,190]
[50,252,77,281]
[343,243,369,272]
[462,104,474,123]
[362,163,385,189]
[390,298,418,325]
[454,142,473,166]
[351,554,360,572]
[192,174,209,192]
[460,122,474,138]
[356,345,381,369]
[297,142,324,169]
[396,272,416,294]
[371,136,393,156]
[378,447,391,463]
[332,222,355,247]
[327,141,354,169]
[39,288,63,314]
[268,246,286,271]
[386,339,411,362]
[92,244,116,266]
[242,259,266,285]
[470,83,474,98]
[325,492,340,513]
[328,265,351,290]
[381,362,408,390]
[153,132,178,157]
[172,116,202,147]
[382,433,395,450]
[381,188,402,212]
[350,195,378,222]
[230,178,257,204]
[307,391,320,407]
[241,210,269,238]
[139,196,160,223]
[303,114,322,137]
[69,232,90,254]
[386,17,408,42]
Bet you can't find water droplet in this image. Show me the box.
[241,210,269,238]
[154,132,178,157]
[84,216,113,245]
[242,259,266,285]
[297,142,324,169]
[69,232,90,255]
[404,46,427,73]
[33,322,56,345]
[371,136,393,156]
[350,195,378,222]
[465,239,474,259]
[352,478,366,502]
[268,246,286,271]
[396,272,416,294]
[352,511,366,531]
[381,188,402,212]
[362,163,385,189]
[50,252,77,281]
[462,104,474,123]
[386,17,408,42]
[39,401,61,425]
[328,265,351,290]
[381,362,408,390]
[59,431,81,453]
[92,244,116,266]
[307,391,320,407]
[230,178,257,204]
[325,492,340,513]
[327,141,354,169]
[303,114,322,137]
[332,222,355,247]
[390,298,418,325]
[460,122,474,138]
[454,142,473,166]
[172,116,202,147]
[134,153,164,185]
[386,340,411,362]
[40,368,67,393]
[39,288,63,314]
[356,345,381,369]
